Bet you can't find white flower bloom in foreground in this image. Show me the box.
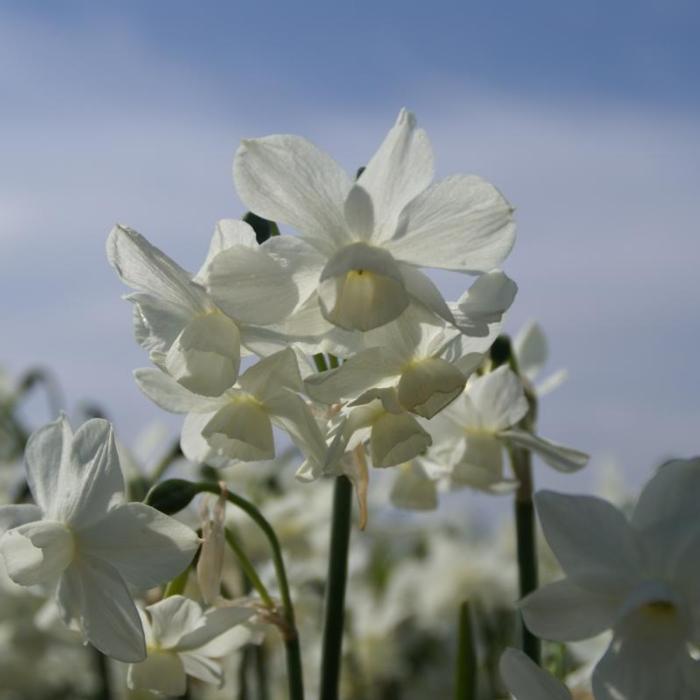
[426,365,588,491]
[136,348,326,471]
[128,595,253,695]
[107,221,296,397]
[521,459,700,700]
[234,108,515,331]
[0,416,199,661]
[306,304,501,420]
[500,648,572,700]
[513,321,568,397]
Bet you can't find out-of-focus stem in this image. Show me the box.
[510,446,541,664]
[224,527,274,609]
[454,601,477,700]
[319,474,353,700]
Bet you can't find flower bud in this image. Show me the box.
[145,479,200,515]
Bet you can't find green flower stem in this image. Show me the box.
[224,527,275,610]
[454,601,477,700]
[319,474,354,700]
[194,483,304,700]
[509,446,541,664]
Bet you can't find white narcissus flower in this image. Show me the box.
[305,304,501,420]
[107,221,296,398]
[0,416,199,662]
[513,321,568,397]
[521,459,700,700]
[136,348,326,472]
[499,648,572,700]
[425,365,588,492]
[127,595,254,695]
[234,108,515,332]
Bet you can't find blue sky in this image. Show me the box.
[1,1,699,500]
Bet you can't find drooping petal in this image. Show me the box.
[181,652,224,687]
[397,357,466,418]
[513,321,548,382]
[266,388,328,472]
[0,520,74,587]
[262,234,327,304]
[319,242,409,330]
[233,135,352,253]
[180,411,234,469]
[77,503,199,591]
[134,368,226,414]
[195,219,258,280]
[201,398,275,462]
[520,579,621,641]
[204,244,299,324]
[499,648,572,700]
[632,457,700,532]
[59,419,125,528]
[128,292,195,356]
[344,184,375,241]
[450,434,513,492]
[370,412,432,468]
[450,270,518,335]
[164,312,241,396]
[387,175,515,273]
[107,225,209,314]
[24,414,72,515]
[176,605,254,652]
[305,347,401,404]
[357,109,434,243]
[397,264,455,323]
[238,348,303,402]
[57,556,146,662]
[534,491,642,591]
[499,429,589,473]
[127,650,187,695]
[468,366,529,432]
[147,595,205,649]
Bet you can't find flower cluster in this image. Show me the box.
[108,109,585,522]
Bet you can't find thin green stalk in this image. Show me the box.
[319,474,354,700]
[224,527,275,609]
[194,483,304,700]
[509,447,541,664]
[454,601,477,700]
